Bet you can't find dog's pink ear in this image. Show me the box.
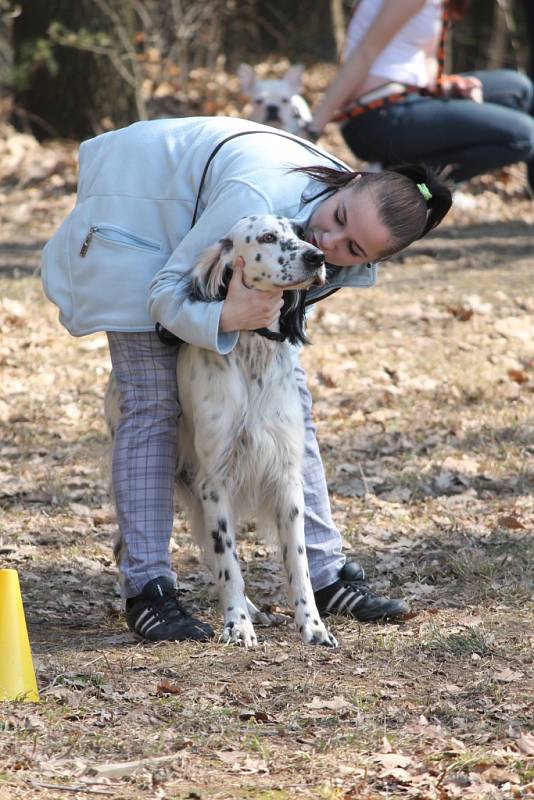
[193,237,234,300]
[237,63,257,96]
[285,64,305,94]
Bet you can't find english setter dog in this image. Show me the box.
[106,215,337,648]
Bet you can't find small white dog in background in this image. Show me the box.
[237,63,312,137]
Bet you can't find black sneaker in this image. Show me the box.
[314,561,409,622]
[125,576,214,642]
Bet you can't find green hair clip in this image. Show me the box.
[417,182,432,201]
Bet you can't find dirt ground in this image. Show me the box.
[0,126,533,800]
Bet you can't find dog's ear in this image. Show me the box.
[279,290,309,346]
[284,64,305,94]
[237,63,257,96]
[190,237,234,302]
[290,221,305,238]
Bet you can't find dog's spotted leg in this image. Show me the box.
[199,480,258,648]
[278,481,338,648]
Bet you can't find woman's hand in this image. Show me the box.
[440,74,483,103]
[219,257,284,332]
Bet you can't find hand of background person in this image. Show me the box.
[219,257,284,332]
[302,121,322,143]
[440,74,483,103]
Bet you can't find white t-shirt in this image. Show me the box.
[344,0,443,89]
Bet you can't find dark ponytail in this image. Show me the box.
[385,163,453,238]
[293,163,452,259]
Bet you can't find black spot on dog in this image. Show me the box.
[283,545,288,562]
[240,613,246,620]
[227,606,234,612]
[212,530,225,554]
[210,491,219,503]
[289,573,293,585]
[253,277,261,282]
[246,235,251,243]
[289,506,299,521]
[218,570,222,580]
[255,253,262,262]
[278,256,285,265]
[300,598,307,605]
[218,518,227,533]
[298,625,303,633]
[224,569,230,582]
[305,612,310,618]
[226,621,235,629]
[257,377,263,390]
[313,619,319,625]
[226,537,232,549]
[297,545,304,555]
[179,467,193,487]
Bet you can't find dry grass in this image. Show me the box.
[0,177,533,799]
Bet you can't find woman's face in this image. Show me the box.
[305,180,393,267]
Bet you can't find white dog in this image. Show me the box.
[237,63,312,136]
[106,215,338,648]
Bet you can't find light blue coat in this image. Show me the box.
[41,116,378,353]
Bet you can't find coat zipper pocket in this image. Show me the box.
[80,225,162,257]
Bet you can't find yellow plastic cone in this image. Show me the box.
[0,569,39,702]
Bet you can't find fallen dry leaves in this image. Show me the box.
[1,68,533,799]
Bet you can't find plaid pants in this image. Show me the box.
[107,331,345,597]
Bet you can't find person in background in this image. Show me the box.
[307,0,534,190]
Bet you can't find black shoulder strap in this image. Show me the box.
[190,128,349,228]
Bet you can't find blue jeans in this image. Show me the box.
[341,70,534,183]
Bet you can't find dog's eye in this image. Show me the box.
[259,233,277,243]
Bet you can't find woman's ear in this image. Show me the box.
[190,237,234,301]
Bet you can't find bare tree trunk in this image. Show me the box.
[488,0,509,69]
[330,0,346,59]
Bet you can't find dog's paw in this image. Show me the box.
[298,618,338,648]
[221,614,258,648]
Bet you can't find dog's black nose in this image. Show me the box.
[266,104,280,120]
[303,248,325,268]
